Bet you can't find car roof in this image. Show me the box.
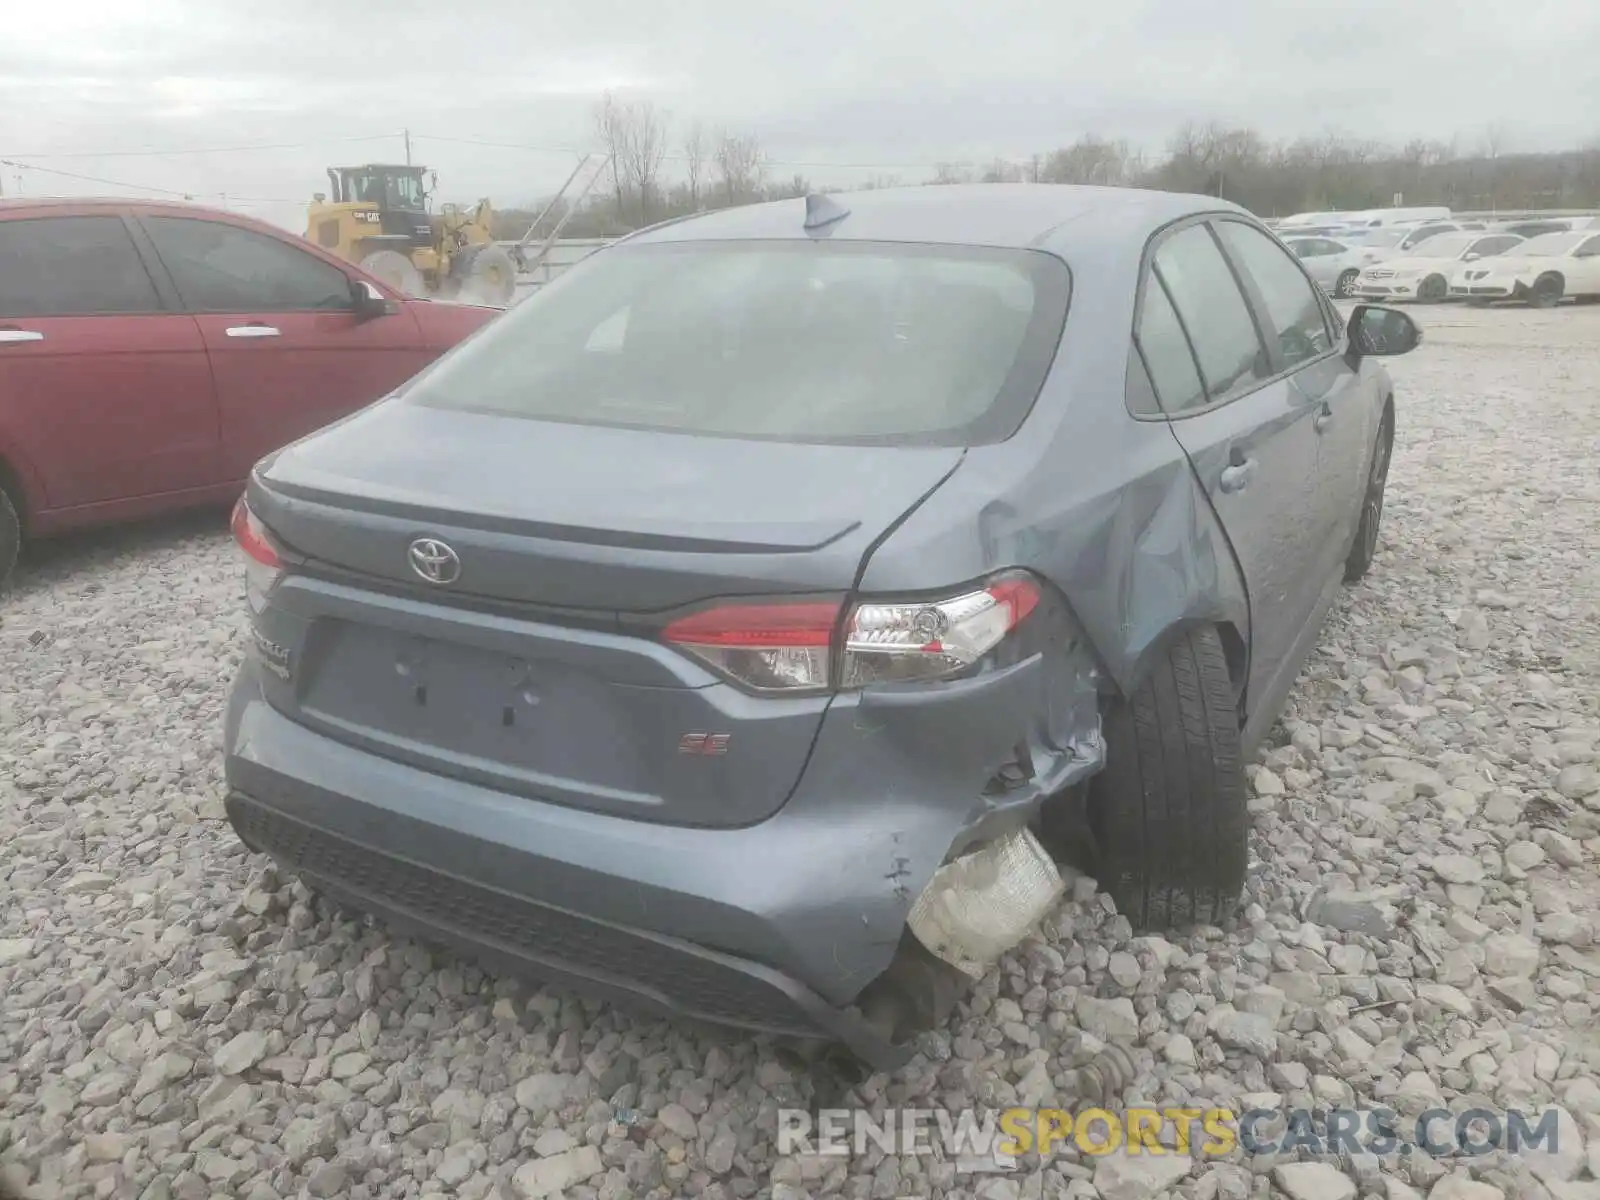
[0,195,246,222]
[618,184,1256,254]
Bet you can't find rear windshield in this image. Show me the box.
[403,240,1072,446]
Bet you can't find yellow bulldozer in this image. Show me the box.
[307,163,520,306]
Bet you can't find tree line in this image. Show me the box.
[489,96,1600,241]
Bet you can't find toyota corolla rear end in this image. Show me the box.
[222,227,1104,1067]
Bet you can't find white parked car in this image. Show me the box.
[1450,230,1600,307]
[1284,235,1366,297]
[1352,223,1463,266]
[1350,232,1525,304]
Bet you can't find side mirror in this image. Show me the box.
[1347,304,1421,360]
[351,278,400,319]
[1463,252,1481,262]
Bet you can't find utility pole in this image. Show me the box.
[404,129,412,166]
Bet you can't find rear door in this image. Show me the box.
[1570,235,1600,296]
[134,212,434,480]
[1131,219,1328,709]
[1212,217,1372,579]
[1306,240,1345,289]
[0,213,218,510]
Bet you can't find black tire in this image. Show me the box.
[1418,274,1448,303]
[1527,273,1564,309]
[0,486,20,592]
[1086,626,1247,931]
[1344,409,1393,583]
[452,244,518,306]
[1335,269,1359,299]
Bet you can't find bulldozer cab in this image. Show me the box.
[309,163,437,267]
[327,164,430,213]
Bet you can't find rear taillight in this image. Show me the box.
[230,496,283,614]
[661,601,840,692]
[662,575,1042,693]
[842,578,1040,687]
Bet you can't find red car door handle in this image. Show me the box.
[225,324,281,338]
[0,328,44,343]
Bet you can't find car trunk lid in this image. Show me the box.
[252,402,962,611]
[245,402,965,827]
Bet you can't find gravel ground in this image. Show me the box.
[3,304,1599,1200]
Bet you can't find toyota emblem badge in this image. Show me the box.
[408,537,461,585]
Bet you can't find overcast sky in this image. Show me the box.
[2,0,1597,231]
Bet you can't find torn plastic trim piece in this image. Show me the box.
[905,826,1065,979]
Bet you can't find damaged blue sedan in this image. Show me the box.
[223,184,1420,1072]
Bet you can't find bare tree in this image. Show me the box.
[593,92,669,225]
[1042,136,1134,186]
[713,131,764,206]
[621,102,669,224]
[592,93,629,221]
[980,157,1022,183]
[682,120,709,209]
[930,162,972,185]
[1481,123,1509,160]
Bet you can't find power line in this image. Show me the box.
[411,133,592,156]
[0,159,299,204]
[0,134,400,160]
[2,128,980,177]
[408,132,965,173]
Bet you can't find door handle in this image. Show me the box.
[1314,405,1334,433]
[1220,458,1256,493]
[0,329,44,343]
[225,324,281,338]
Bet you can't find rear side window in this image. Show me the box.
[403,241,1072,447]
[1152,224,1268,406]
[1130,273,1205,415]
[1474,236,1520,257]
[142,216,352,312]
[1216,220,1333,369]
[0,216,162,318]
[1403,225,1453,249]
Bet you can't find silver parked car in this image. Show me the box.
[224,185,1420,1070]
[1284,234,1365,297]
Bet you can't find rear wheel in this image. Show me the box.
[0,486,21,592]
[1418,274,1449,303]
[359,249,426,298]
[1335,269,1359,299]
[1344,409,1393,583]
[1083,626,1248,931]
[1527,273,1564,308]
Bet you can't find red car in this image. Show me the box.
[0,197,501,587]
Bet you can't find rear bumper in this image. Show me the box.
[224,659,1103,1066]
[224,790,908,1066]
